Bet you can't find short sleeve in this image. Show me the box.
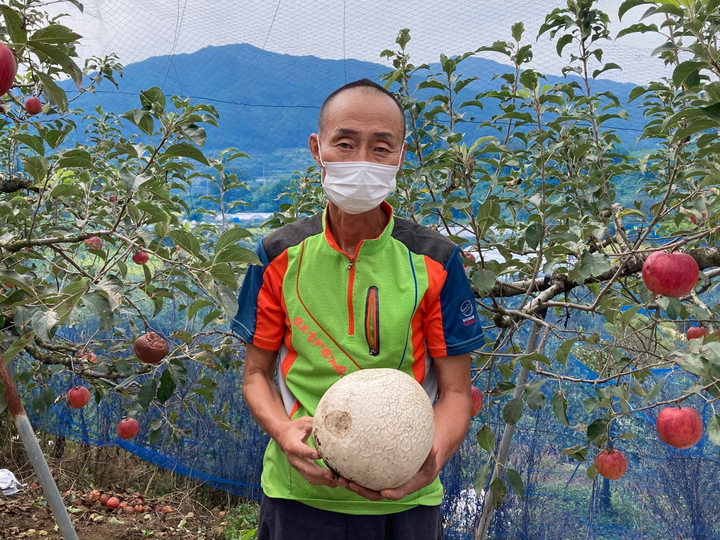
[231,240,287,351]
[425,245,485,357]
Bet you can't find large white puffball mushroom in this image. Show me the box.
[312,368,435,491]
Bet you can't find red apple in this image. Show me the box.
[99,493,110,506]
[132,250,149,264]
[117,417,140,439]
[594,448,628,480]
[105,496,120,509]
[133,332,169,364]
[641,251,699,298]
[471,386,483,416]
[67,386,90,409]
[0,43,16,96]
[79,351,98,364]
[84,236,103,250]
[24,96,42,115]
[656,406,703,449]
[686,326,707,340]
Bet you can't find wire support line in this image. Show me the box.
[210,0,283,155]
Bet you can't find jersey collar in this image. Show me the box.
[322,201,395,256]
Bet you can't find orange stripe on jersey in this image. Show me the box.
[281,347,299,380]
[420,255,449,359]
[252,250,289,350]
[289,400,301,418]
[410,307,426,383]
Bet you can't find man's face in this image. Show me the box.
[309,89,405,173]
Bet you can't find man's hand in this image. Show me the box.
[338,446,440,501]
[277,416,341,488]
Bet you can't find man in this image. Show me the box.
[231,78,485,540]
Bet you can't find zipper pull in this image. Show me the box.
[347,258,354,271]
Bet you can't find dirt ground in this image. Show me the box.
[0,482,231,540]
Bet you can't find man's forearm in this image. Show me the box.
[432,389,472,471]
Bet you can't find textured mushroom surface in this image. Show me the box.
[312,368,435,491]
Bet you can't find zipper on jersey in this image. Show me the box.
[365,286,380,356]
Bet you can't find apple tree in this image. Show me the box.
[273,0,720,536]
[0,0,258,444]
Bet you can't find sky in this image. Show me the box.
[43,0,672,85]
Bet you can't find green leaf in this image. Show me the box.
[168,230,201,257]
[471,269,496,296]
[489,477,507,507]
[12,134,44,156]
[167,359,188,388]
[4,333,33,363]
[556,34,574,57]
[511,22,524,42]
[140,87,167,111]
[473,461,492,498]
[641,379,664,405]
[34,71,68,111]
[673,61,705,88]
[57,149,93,169]
[23,156,48,183]
[555,339,576,365]
[618,0,652,20]
[587,418,609,443]
[552,391,570,426]
[31,310,59,342]
[162,142,209,166]
[503,397,524,425]
[523,385,545,411]
[215,227,254,254]
[136,202,170,224]
[0,6,26,44]
[525,222,542,250]
[708,415,720,446]
[213,245,259,265]
[210,262,239,289]
[156,369,176,405]
[137,378,157,409]
[506,468,525,500]
[476,424,495,452]
[29,25,82,44]
[82,292,113,330]
[26,41,82,89]
[615,23,657,39]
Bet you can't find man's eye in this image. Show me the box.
[337,142,352,149]
[374,147,390,153]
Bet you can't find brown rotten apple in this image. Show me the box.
[133,332,169,364]
[117,417,139,439]
[67,386,90,409]
[656,406,703,449]
[641,251,699,298]
[0,43,16,96]
[594,448,628,480]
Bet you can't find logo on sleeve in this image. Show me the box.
[460,300,476,326]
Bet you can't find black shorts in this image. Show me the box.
[257,496,445,540]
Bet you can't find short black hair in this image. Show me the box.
[318,78,406,138]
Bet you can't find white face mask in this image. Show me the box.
[317,141,402,215]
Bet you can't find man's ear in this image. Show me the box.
[309,133,322,167]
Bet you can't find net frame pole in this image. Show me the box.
[0,355,80,540]
[474,320,542,540]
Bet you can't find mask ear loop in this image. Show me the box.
[395,141,406,168]
[316,136,326,167]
